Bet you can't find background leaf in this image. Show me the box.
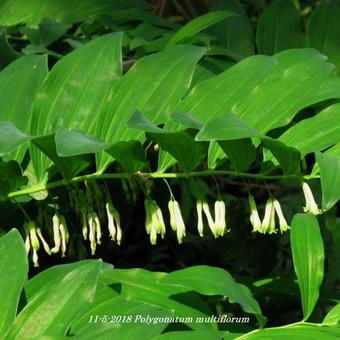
[306,0,340,72]
[8,260,102,339]
[316,152,340,211]
[256,0,303,55]
[290,213,325,320]
[0,229,28,337]
[167,11,236,47]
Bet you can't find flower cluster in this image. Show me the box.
[20,179,323,265]
[248,182,322,234]
[248,195,289,234]
[144,197,229,245]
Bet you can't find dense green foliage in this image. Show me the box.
[0,0,339,338]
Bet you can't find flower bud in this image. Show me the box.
[261,199,276,234]
[273,199,289,233]
[302,182,322,215]
[51,214,61,254]
[170,200,186,244]
[214,200,227,236]
[58,215,69,257]
[93,212,102,245]
[28,222,40,251]
[24,234,30,254]
[196,201,204,237]
[168,200,177,231]
[32,248,39,267]
[145,199,166,244]
[248,195,262,232]
[81,207,88,240]
[106,203,116,241]
[202,202,217,238]
[36,228,51,255]
[87,212,97,255]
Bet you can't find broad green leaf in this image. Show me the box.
[32,135,91,181]
[0,122,31,157]
[261,138,301,175]
[160,49,337,170]
[245,325,340,339]
[30,32,123,183]
[196,112,300,174]
[160,265,266,327]
[107,141,146,174]
[0,54,47,162]
[278,103,340,156]
[324,303,340,325]
[100,268,215,330]
[256,0,303,55]
[167,11,236,47]
[0,229,28,337]
[128,111,205,172]
[290,213,325,320]
[55,129,110,157]
[7,260,102,339]
[306,1,340,72]
[218,139,256,172]
[0,28,20,70]
[0,161,27,201]
[24,260,97,301]
[95,45,205,172]
[0,0,148,26]
[158,54,276,170]
[208,0,254,58]
[196,112,261,141]
[316,152,340,211]
[21,18,70,47]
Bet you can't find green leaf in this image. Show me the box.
[158,54,276,170]
[196,112,301,174]
[24,260,97,301]
[128,111,205,172]
[7,260,102,339]
[218,139,256,172]
[208,0,254,58]
[0,229,28,337]
[316,152,340,211]
[32,134,91,181]
[55,129,110,157]
[100,268,216,330]
[107,141,146,174]
[261,138,301,175]
[0,161,27,201]
[21,18,70,46]
[290,213,325,320]
[30,32,123,183]
[306,1,340,72]
[0,28,20,70]
[0,122,32,157]
[0,54,47,162]
[278,103,340,156]
[323,303,340,325]
[95,45,205,172]
[0,0,148,26]
[167,11,236,47]
[245,325,340,339]
[160,265,266,327]
[196,112,261,141]
[256,0,303,55]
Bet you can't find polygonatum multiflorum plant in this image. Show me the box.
[0,0,340,338]
[0,32,339,262]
